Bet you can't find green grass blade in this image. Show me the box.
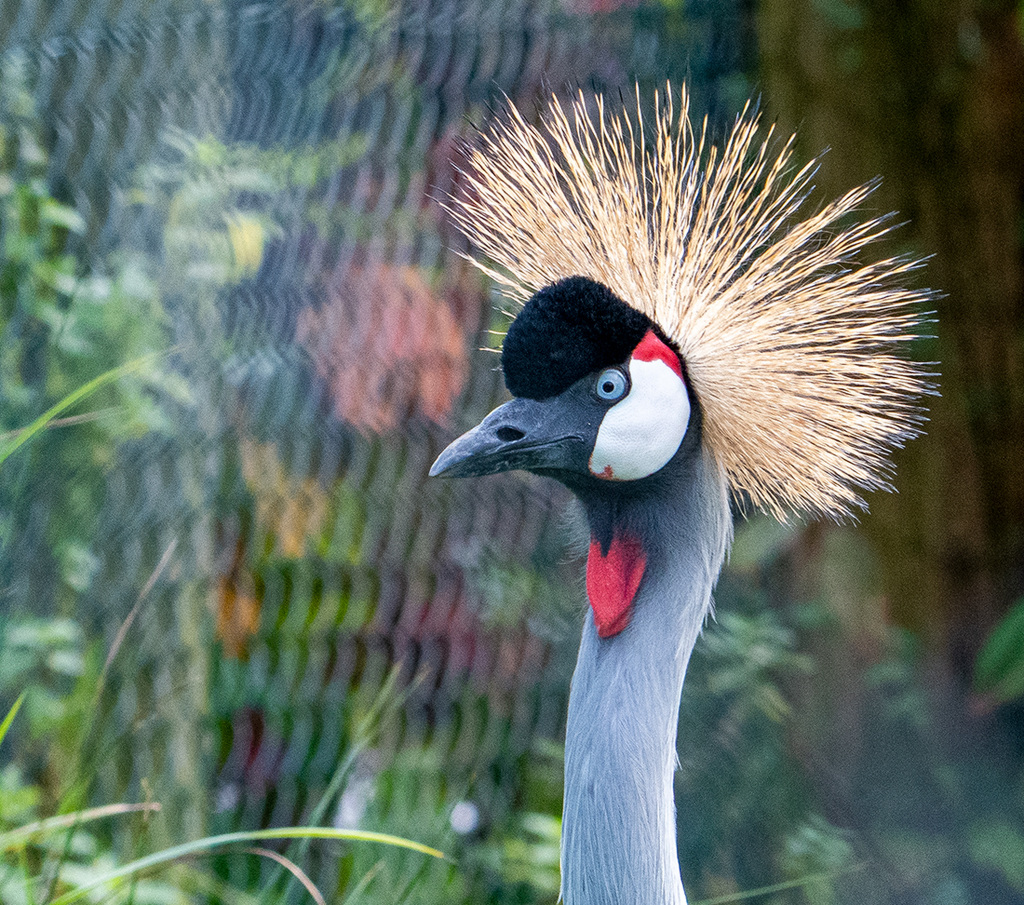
[0,693,25,751]
[0,802,161,852]
[0,352,163,469]
[47,827,446,905]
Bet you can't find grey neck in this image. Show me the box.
[560,448,732,905]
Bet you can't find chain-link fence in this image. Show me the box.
[0,1,755,902]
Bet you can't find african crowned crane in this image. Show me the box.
[431,86,931,905]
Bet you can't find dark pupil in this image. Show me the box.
[602,380,615,394]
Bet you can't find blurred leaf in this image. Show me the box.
[6,618,81,651]
[0,764,39,826]
[779,816,854,905]
[240,438,333,558]
[497,811,561,895]
[56,542,100,594]
[966,820,1024,891]
[811,0,864,31]
[224,211,268,277]
[32,257,78,295]
[973,597,1024,703]
[38,198,86,233]
[729,517,799,572]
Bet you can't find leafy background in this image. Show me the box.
[1,0,1023,903]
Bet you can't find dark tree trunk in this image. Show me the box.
[757,0,1024,679]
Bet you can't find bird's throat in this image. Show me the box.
[586,531,646,638]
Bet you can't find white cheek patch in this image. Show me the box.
[588,357,690,481]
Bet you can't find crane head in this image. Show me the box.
[429,275,694,492]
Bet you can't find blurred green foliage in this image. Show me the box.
[134,129,367,296]
[974,598,1024,705]
[0,51,173,605]
[0,619,186,905]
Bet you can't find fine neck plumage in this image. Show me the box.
[560,447,732,905]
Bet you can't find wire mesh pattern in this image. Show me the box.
[0,1,753,901]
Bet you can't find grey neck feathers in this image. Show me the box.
[560,448,732,905]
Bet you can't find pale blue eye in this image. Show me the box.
[595,368,629,402]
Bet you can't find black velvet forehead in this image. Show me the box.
[502,276,660,400]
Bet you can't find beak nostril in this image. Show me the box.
[496,426,526,443]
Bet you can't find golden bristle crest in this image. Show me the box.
[448,85,933,520]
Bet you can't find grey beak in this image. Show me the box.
[430,396,591,478]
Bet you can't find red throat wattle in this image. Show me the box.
[586,532,647,638]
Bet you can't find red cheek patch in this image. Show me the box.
[632,329,683,379]
[586,532,647,638]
